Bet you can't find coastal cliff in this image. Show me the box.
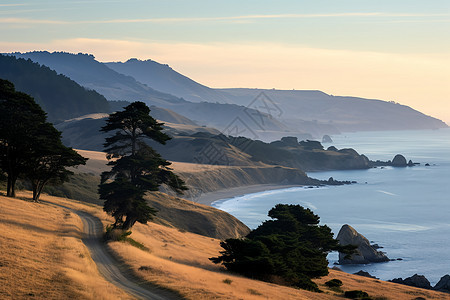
[167,162,319,200]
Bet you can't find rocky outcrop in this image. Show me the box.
[390,274,450,293]
[280,136,299,146]
[371,154,417,167]
[337,224,390,264]
[354,270,378,279]
[391,274,432,290]
[327,146,338,151]
[433,275,450,293]
[392,154,407,167]
[322,135,333,143]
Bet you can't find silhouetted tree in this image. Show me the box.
[99,101,187,230]
[24,122,87,201]
[0,79,87,199]
[0,79,47,197]
[210,204,355,292]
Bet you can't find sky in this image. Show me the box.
[1,0,449,122]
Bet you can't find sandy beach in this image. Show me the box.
[195,184,301,206]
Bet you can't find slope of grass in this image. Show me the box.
[108,222,450,300]
[0,192,131,299]
[3,191,449,300]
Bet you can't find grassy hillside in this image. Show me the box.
[3,191,447,300]
[144,191,250,240]
[0,193,132,299]
[69,150,319,202]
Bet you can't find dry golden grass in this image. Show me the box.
[4,191,450,300]
[0,191,132,300]
[74,149,110,175]
[108,221,450,300]
[317,270,450,300]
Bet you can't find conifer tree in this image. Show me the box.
[99,101,187,230]
[24,122,87,201]
[0,79,87,199]
[210,204,355,291]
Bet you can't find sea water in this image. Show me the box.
[212,128,450,284]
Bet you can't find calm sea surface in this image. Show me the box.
[212,128,450,284]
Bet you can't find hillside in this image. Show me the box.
[0,54,110,122]
[106,58,230,103]
[9,51,286,138]
[6,51,182,106]
[57,115,370,173]
[55,113,220,151]
[105,57,447,133]
[2,192,449,300]
[0,193,132,299]
[220,88,448,132]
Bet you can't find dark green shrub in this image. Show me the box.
[344,290,371,299]
[325,278,343,288]
[210,204,355,292]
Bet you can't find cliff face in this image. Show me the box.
[169,163,318,200]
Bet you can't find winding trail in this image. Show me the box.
[48,201,181,300]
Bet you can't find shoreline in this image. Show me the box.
[194,184,301,206]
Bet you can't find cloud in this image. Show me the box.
[1,12,449,25]
[0,18,66,24]
[0,4,25,7]
[1,38,449,122]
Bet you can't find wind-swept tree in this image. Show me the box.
[99,101,187,230]
[210,204,355,292]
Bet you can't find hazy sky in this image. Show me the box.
[1,0,449,122]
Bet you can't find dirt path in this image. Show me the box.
[76,210,182,300]
[45,200,181,300]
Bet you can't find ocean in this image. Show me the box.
[212,128,450,285]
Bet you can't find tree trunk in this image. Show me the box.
[6,175,16,197]
[6,176,12,197]
[33,181,45,202]
[32,182,40,201]
[122,215,138,231]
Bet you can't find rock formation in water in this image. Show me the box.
[433,275,450,293]
[392,154,408,166]
[390,274,432,290]
[337,224,390,264]
[322,134,333,143]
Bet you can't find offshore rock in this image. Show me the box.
[433,275,450,293]
[337,224,390,264]
[391,274,432,290]
[392,154,407,167]
[322,135,333,143]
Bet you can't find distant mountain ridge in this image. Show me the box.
[0,54,110,122]
[6,51,447,137]
[219,88,448,131]
[104,58,447,132]
[7,51,287,140]
[106,58,230,103]
[6,51,182,106]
